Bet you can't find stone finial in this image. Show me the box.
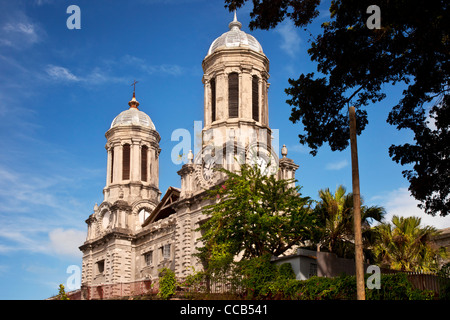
[281,144,288,158]
[228,10,242,30]
[187,150,194,164]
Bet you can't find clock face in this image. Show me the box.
[194,146,222,189]
[247,144,278,176]
[202,157,216,181]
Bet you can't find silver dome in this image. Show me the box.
[110,107,156,130]
[207,12,263,56]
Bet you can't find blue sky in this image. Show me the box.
[0,0,448,300]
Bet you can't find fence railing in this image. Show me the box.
[189,270,448,296]
[81,280,153,300]
[79,271,448,299]
[381,270,447,294]
[407,273,442,293]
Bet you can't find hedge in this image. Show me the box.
[235,256,437,300]
[255,273,436,300]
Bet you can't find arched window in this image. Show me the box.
[122,144,130,180]
[228,72,239,118]
[141,145,148,182]
[211,78,216,122]
[252,75,259,121]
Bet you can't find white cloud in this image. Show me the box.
[275,20,301,58]
[372,187,450,229]
[325,159,349,170]
[46,65,80,82]
[48,228,85,258]
[287,144,310,154]
[0,163,92,257]
[33,0,55,5]
[45,65,128,85]
[122,54,185,76]
[0,12,44,49]
[0,220,85,258]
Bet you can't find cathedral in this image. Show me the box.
[79,12,299,289]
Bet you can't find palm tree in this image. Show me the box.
[313,185,385,258]
[373,215,447,272]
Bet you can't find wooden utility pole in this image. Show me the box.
[349,106,365,300]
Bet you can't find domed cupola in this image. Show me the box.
[207,11,263,56]
[201,11,270,137]
[103,87,161,206]
[110,92,156,130]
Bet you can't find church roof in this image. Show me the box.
[110,92,156,130]
[142,187,180,227]
[207,11,263,56]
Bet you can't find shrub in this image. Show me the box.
[236,254,278,299]
[278,263,296,280]
[438,262,450,300]
[157,268,177,300]
[255,272,438,300]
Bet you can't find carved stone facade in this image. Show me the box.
[79,13,299,291]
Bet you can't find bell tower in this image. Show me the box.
[80,89,162,287]
[179,12,288,197]
[103,91,161,206]
[201,11,271,151]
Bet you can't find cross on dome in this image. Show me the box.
[128,80,140,109]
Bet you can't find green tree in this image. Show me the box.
[373,215,448,272]
[58,284,69,300]
[313,185,385,258]
[196,164,315,277]
[225,0,450,217]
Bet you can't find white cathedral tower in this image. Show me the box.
[79,13,299,296]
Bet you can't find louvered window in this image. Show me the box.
[211,78,216,122]
[163,244,171,259]
[228,72,239,118]
[122,144,130,180]
[141,145,148,182]
[144,251,153,266]
[110,148,114,183]
[252,75,259,121]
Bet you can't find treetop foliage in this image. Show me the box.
[225,0,449,216]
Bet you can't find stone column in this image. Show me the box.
[153,147,160,189]
[265,82,270,127]
[238,71,243,118]
[131,139,140,182]
[114,143,122,184]
[241,67,252,119]
[215,72,226,121]
[106,147,112,187]
[203,78,211,127]
[258,77,263,124]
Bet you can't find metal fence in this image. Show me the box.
[78,271,447,299]
[81,280,153,300]
[191,270,448,296]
